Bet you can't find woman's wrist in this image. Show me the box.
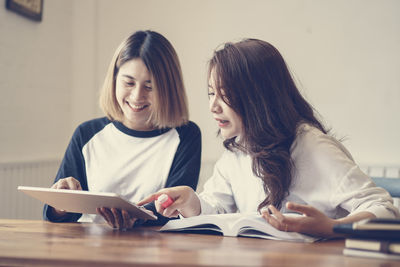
[334,211,376,225]
[181,187,201,217]
[328,212,376,238]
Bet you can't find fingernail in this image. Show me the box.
[260,207,269,214]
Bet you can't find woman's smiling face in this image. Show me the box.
[115,58,155,131]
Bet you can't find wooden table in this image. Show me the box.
[0,219,398,266]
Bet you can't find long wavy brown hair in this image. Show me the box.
[208,39,327,211]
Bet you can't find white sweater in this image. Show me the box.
[199,124,399,219]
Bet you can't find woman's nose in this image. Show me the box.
[129,86,146,101]
[209,97,222,114]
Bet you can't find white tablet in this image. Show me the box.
[18,186,157,220]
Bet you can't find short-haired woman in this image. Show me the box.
[43,30,201,230]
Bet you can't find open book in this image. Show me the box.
[160,213,318,242]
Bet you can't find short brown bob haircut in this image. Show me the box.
[100,30,189,129]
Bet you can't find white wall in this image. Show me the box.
[70,0,99,131]
[93,0,400,167]
[0,0,73,162]
[0,0,100,163]
[1,0,399,167]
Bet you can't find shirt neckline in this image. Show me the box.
[112,121,171,138]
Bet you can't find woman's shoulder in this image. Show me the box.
[216,147,249,165]
[294,123,334,146]
[296,123,324,137]
[72,117,112,142]
[175,121,201,138]
[292,123,354,163]
[77,117,111,130]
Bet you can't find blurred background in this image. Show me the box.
[1,0,399,219]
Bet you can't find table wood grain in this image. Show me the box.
[0,219,398,266]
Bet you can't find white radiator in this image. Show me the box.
[0,159,60,219]
[359,165,400,179]
[360,165,400,208]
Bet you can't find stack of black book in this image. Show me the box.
[333,218,400,260]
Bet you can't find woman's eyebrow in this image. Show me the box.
[121,74,151,83]
[121,74,135,80]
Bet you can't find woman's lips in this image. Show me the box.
[127,102,148,112]
[216,118,229,127]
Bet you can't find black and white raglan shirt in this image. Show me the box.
[43,117,201,226]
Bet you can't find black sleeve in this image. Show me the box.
[138,121,202,226]
[42,118,109,222]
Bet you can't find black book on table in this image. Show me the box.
[343,248,400,260]
[333,218,400,240]
[343,239,400,260]
[345,238,400,254]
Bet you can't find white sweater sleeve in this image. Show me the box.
[333,165,399,218]
[198,153,237,215]
[292,124,400,219]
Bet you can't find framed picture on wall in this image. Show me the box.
[6,0,43,22]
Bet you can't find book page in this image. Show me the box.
[160,214,228,234]
[232,213,317,242]
[160,212,318,242]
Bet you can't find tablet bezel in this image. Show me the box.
[18,186,157,220]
